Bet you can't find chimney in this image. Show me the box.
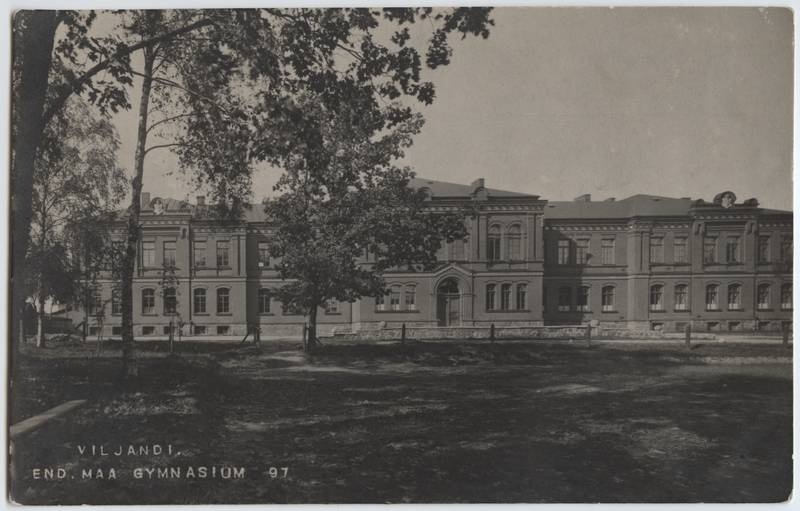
[141,192,151,209]
[574,193,591,202]
[197,196,206,206]
[471,178,485,190]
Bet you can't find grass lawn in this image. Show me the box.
[8,339,793,504]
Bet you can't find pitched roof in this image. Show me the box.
[408,177,536,198]
[546,195,695,220]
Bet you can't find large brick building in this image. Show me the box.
[70,179,793,339]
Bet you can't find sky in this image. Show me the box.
[110,7,794,209]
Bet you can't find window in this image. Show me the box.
[601,286,615,312]
[325,299,338,314]
[111,288,121,315]
[705,284,719,311]
[757,283,771,310]
[216,240,230,267]
[558,286,571,312]
[163,241,176,267]
[405,286,417,311]
[781,236,792,263]
[376,293,386,311]
[217,325,230,335]
[90,287,103,314]
[486,284,497,311]
[193,288,206,314]
[500,284,511,310]
[575,239,589,265]
[258,242,269,268]
[507,225,522,261]
[259,288,271,314]
[703,237,717,264]
[193,325,207,335]
[390,286,402,311]
[726,237,741,264]
[674,284,688,311]
[142,326,155,336]
[674,237,688,264]
[142,288,155,314]
[163,287,177,314]
[758,236,770,263]
[601,238,615,265]
[576,286,590,312]
[727,284,742,310]
[112,326,122,336]
[649,285,664,311]
[217,288,230,314]
[515,284,527,310]
[487,225,501,261]
[650,238,664,264]
[142,241,155,268]
[557,239,570,265]
[781,283,792,310]
[193,241,206,267]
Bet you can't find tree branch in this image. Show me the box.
[146,112,197,134]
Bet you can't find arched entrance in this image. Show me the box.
[436,278,461,327]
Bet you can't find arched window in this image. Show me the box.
[163,287,177,315]
[649,285,664,311]
[674,284,688,311]
[193,288,206,314]
[558,286,571,312]
[515,283,527,310]
[487,225,501,261]
[486,284,497,311]
[727,284,742,310]
[705,284,719,311]
[500,283,512,310]
[601,285,615,312]
[217,288,230,314]
[142,288,155,314]
[507,225,522,261]
[757,283,771,310]
[258,288,271,314]
[405,285,417,311]
[781,283,792,310]
[390,286,402,311]
[577,286,590,312]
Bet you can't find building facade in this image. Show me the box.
[70,181,793,339]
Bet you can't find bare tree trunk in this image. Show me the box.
[307,304,319,351]
[10,11,59,355]
[121,45,156,378]
[36,288,46,348]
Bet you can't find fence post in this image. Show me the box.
[401,323,406,344]
[685,323,691,348]
[782,322,790,347]
[490,323,495,343]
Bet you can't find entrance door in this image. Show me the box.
[436,278,461,327]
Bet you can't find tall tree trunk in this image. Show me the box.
[36,286,46,348]
[121,46,156,378]
[10,11,59,354]
[307,304,319,351]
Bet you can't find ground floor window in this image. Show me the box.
[781,283,792,310]
[194,288,206,314]
[500,284,511,310]
[576,286,590,312]
[405,286,417,311]
[325,299,338,314]
[674,284,688,311]
[194,325,206,335]
[217,325,230,335]
[757,283,771,310]
[601,286,615,312]
[142,289,155,315]
[217,288,230,314]
[515,284,527,310]
[557,286,571,312]
[486,284,496,311]
[649,285,664,311]
[142,326,155,335]
[259,288,271,314]
[705,284,719,311]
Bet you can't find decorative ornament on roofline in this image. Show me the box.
[712,191,736,209]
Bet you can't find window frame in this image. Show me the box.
[193,288,207,314]
[649,284,665,312]
[258,288,271,314]
[601,285,615,312]
[216,287,230,314]
[141,288,156,315]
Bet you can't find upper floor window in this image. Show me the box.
[216,241,230,268]
[486,284,497,311]
[601,285,615,312]
[703,237,717,264]
[217,287,230,314]
[259,288,271,314]
[111,287,121,315]
[726,237,741,264]
[758,235,771,263]
[325,298,338,314]
[258,242,270,268]
[781,236,793,263]
[142,241,155,268]
[727,284,742,310]
[141,288,155,315]
[674,237,688,264]
[575,239,589,265]
[405,286,417,311]
[757,283,771,310]
[390,286,402,311]
[650,237,664,264]
[487,226,501,261]
[674,284,688,311]
[193,288,206,314]
[781,283,792,310]
[515,284,527,310]
[507,225,522,261]
[500,283,512,310]
[557,286,571,312]
[194,241,206,267]
[577,286,590,312]
[163,241,176,267]
[163,287,177,314]
[649,284,664,311]
[601,238,615,265]
[557,239,570,265]
[705,284,719,311]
